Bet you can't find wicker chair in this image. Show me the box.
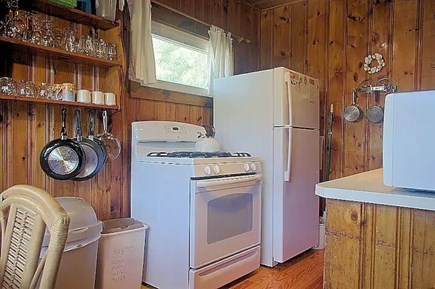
[0,185,70,289]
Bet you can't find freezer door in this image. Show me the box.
[273,67,320,129]
[272,127,320,263]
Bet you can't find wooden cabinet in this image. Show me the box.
[316,170,435,289]
[324,199,435,289]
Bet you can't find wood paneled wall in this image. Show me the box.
[260,0,435,179]
[0,14,126,220]
[124,0,260,215]
[0,1,260,220]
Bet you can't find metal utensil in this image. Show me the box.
[40,108,85,180]
[72,109,107,181]
[344,89,363,122]
[97,110,121,160]
[366,92,384,123]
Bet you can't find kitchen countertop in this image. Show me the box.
[315,169,435,212]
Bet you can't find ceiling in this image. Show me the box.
[243,0,302,10]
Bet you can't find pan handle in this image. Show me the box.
[60,107,67,140]
[74,108,83,141]
[88,109,96,139]
[352,89,358,105]
[102,110,108,134]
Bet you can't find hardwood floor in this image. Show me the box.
[141,249,324,289]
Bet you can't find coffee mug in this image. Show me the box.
[92,90,104,105]
[76,89,91,103]
[104,92,116,106]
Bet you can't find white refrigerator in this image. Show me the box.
[213,67,320,267]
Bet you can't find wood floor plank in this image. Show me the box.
[141,249,324,289]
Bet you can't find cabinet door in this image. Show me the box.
[325,199,435,289]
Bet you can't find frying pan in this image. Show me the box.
[72,109,107,181]
[344,89,363,122]
[97,110,121,160]
[40,108,85,180]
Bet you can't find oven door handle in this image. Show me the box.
[195,174,262,191]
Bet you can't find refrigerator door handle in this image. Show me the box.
[285,72,292,126]
[284,127,292,182]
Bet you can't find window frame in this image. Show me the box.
[148,21,210,97]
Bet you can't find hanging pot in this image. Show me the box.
[40,108,85,180]
[72,109,107,181]
[366,92,384,123]
[97,110,121,160]
[344,89,363,122]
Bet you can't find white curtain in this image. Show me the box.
[127,0,156,85]
[208,25,234,94]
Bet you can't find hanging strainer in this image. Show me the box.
[97,110,121,160]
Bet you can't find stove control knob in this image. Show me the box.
[244,163,251,172]
[213,165,221,175]
[250,163,257,172]
[204,166,212,176]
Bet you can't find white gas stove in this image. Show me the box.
[131,121,262,289]
[131,121,260,178]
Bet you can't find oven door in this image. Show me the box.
[190,174,262,269]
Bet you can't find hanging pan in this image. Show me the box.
[366,92,384,123]
[97,110,121,160]
[40,108,85,180]
[344,89,363,122]
[72,109,107,181]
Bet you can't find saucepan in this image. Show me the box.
[344,89,363,122]
[366,92,384,123]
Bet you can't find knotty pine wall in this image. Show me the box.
[260,0,435,180]
[0,13,126,221]
[0,1,260,220]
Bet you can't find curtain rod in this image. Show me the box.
[150,0,251,44]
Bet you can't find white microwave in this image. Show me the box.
[383,90,435,191]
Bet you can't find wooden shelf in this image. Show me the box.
[0,36,122,68]
[25,0,119,31]
[0,93,120,110]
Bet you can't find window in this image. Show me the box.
[149,21,210,96]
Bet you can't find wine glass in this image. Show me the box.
[4,0,26,40]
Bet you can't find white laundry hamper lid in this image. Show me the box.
[42,197,102,248]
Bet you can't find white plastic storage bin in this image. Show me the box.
[95,218,147,289]
[43,197,102,289]
[95,0,117,21]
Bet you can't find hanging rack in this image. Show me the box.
[355,78,397,95]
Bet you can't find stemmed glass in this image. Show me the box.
[3,0,26,40]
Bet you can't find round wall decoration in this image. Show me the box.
[363,53,385,74]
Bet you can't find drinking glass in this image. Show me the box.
[106,43,117,60]
[84,35,94,55]
[5,10,26,39]
[17,80,35,97]
[62,28,76,52]
[0,77,17,95]
[77,35,86,53]
[40,20,55,47]
[37,82,53,98]
[29,14,43,45]
[95,38,106,58]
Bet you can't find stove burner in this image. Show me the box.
[147,151,251,158]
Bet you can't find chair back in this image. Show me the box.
[0,185,70,289]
